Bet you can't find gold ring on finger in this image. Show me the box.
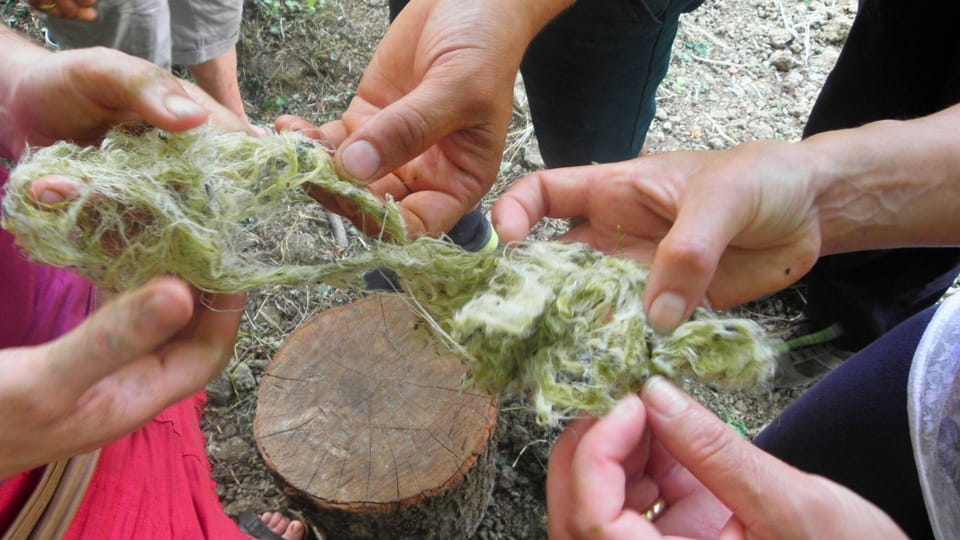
[38,2,57,9]
[641,497,667,521]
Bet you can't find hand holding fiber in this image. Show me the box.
[2,125,781,425]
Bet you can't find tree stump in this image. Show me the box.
[254,294,499,539]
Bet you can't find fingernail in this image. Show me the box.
[648,292,687,334]
[340,140,380,181]
[38,189,64,205]
[642,376,688,417]
[163,94,204,119]
[610,393,641,417]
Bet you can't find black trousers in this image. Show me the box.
[389,0,703,167]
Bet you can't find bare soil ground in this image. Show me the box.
[4,0,855,537]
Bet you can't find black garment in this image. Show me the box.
[800,0,960,350]
[755,303,937,539]
[519,0,704,168]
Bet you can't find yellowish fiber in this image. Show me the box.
[2,125,780,425]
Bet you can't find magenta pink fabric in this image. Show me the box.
[0,165,248,538]
[62,392,250,540]
[0,166,95,350]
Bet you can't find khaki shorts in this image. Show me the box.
[40,0,242,68]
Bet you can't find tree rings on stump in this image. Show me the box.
[254,294,499,539]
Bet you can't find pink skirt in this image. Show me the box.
[1,392,249,539]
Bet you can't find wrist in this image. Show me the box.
[806,106,960,255]
[804,122,904,256]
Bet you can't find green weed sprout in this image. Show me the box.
[1,125,780,425]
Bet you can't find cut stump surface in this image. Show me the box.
[254,294,499,538]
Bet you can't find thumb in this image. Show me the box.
[639,376,815,538]
[45,277,194,398]
[568,395,658,539]
[335,81,461,183]
[641,377,908,539]
[67,49,210,131]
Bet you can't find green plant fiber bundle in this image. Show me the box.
[1,125,780,425]
[373,239,780,424]
[1,124,407,292]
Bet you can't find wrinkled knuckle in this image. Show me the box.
[685,416,735,466]
[385,107,432,158]
[658,237,716,277]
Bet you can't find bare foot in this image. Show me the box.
[259,512,305,540]
[237,510,307,540]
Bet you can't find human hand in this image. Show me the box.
[25,0,97,21]
[0,276,244,478]
[547,377,908,539]
[547,391,731,540]
[492,141,823,333]
[276,0,568,236]
[1,45,254,160]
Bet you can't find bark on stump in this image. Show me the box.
[254,294,499,539]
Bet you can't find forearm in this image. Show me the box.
[806,102,960,255]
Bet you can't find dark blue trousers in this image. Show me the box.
[755,303,937,538]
